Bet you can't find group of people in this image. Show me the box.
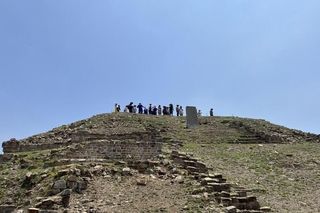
[114,102,214,117]
[114,102,184,116]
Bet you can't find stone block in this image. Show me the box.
[186,166,198,173]
[225,206,237,213]
[137,176,147,186]
[221,191,230,197]
[236,190,247,197]
[247,195,257,202]
[208,173,223,179]
[201,177,220,186]
[220,197,231,207]
[207,183,231,192]
[196,161,207,168]
[186,106,198,129]
[122,167,131,175]
[184,160,197,167]
[246,201,260,210]
[57,169,69,177]
[53,179,66,190]
[260,206,272,212]
[28,208,40,213]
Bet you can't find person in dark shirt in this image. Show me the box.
[137,103,143,114]
[126,102,134,113]
[169,103,174,116]
[162,106,168,115]
[143,107,148,114]
[210,108,214,116]
[158,105,162,115]
[176,105,179,116]
[152,105,157,115]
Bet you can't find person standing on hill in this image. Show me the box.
[114,103,118,113]
[162,106,167,115]
[210,108,214,116]
[179,106,184,116]
[137,103,144,114]
[176,105,180,116]
[126,102,134,113]
[169,103,174,116]
[148,104,152,114]
[152,105,157,115]
[158,105,162,115]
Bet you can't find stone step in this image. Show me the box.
[232,136,263,144]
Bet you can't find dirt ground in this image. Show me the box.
[68,174,197,213]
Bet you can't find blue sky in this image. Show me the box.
[1,1,319,153]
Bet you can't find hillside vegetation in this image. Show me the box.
[0,113,319,213]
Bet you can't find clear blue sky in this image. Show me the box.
[1,1,319,153]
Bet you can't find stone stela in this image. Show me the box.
[186,106,198,129]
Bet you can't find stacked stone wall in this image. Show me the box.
[2,132,157,154]
[61,140,162,161]
[2,138,20,153]
[71,132,154,143]
[2,139,75,153]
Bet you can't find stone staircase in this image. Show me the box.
[170,151,271,212]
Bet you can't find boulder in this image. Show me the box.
[53,179,67,190]
[66,175,77,189]
[136,176,147,186]
[122,167,131,176]
[174,175,184,184]
[77,180,88,190]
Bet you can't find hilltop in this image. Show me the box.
[0,113,319,213]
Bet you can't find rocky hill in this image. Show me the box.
[0,113,319,213]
